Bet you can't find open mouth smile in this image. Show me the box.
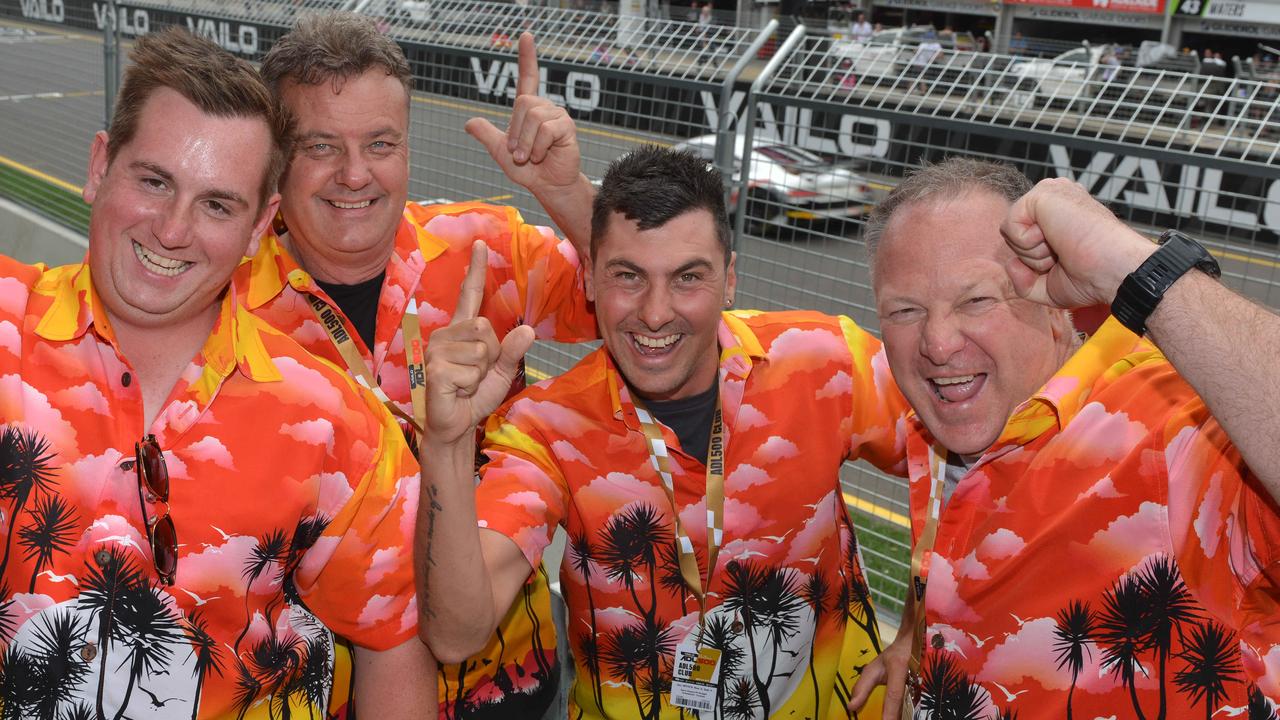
[630,332,683,356]
[929,373,986,403]
[326,199,373,210]
[133,241,191,277]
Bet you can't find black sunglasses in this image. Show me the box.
[135,435,177,585]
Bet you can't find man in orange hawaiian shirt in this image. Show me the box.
[418,145,910,719]
[850,158,1280,719]
[0,28,433,719]
[246,13,596,719]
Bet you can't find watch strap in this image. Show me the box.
[1110,230,1220,336]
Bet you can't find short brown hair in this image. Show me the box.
[108,27,288,210]
[260,13,412,103]
[865,157,1032,262]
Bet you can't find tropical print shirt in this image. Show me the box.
[476,310,911,719]
[240,200,597,719]
[0,260,419,719]
[906,318,1280,720]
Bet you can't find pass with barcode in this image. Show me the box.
[671,638,721,712]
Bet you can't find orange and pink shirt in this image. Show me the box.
[0,259,419,719]
[475,310,910,719]
[907,318,1280,718]
[239,200,597,718]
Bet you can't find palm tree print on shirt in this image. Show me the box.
[918,554,1268,720]
[0,426,59,579]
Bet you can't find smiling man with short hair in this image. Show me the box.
[0,27,431,719]
[417,145,911,719]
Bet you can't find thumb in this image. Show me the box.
[1005,255,1050,306]
[847,659,885,713]
[496,325,536,378]
[465,117,508,163]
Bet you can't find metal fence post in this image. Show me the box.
[732,23,804,244]
[103,0,118,129]
[713,19,777,222]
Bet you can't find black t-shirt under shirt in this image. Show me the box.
[316,271,386,351]
[645,381,719,462]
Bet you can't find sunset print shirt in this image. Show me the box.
[0,259,419,719]
[476,310,910,719]
[240,200,597,718]
[906,318,1280,719]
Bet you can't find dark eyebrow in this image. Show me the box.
[132,161,173,185]
[604,258,644,274]
[673,259,714,275]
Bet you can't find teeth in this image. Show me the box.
[634,333,681,349]
[133,242,190,277]
[933,375,975,386]
[329,199,372,209]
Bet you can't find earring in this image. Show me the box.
[725,298,733,307]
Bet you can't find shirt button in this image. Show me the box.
[931,633,946,650]
[80,643,97,661]
[731,620,744,634]
[94,549,111,566]
[121,372,132,387]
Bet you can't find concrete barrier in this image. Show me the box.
[0,197,88,266]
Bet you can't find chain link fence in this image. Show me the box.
[2,0,1278,619]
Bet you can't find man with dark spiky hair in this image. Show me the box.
[417,145,911,719]
[0,27,432,719]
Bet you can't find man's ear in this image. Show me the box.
[725,250,738,306]
[247,192,281,258]
[583,254,596,303]
[83,131,111,205]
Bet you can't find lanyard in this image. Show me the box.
[633,395,726,624]
[906,443,948,675]
[306,293,427,437]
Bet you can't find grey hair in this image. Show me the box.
[864,157,1033,265]
[260,12,411,102]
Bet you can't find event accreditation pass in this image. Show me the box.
[671,638,722,712]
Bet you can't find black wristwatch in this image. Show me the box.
[1110,229,1220,336]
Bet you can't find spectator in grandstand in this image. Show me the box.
[418,145,911,719]
[847,158,1280,718]
[250,12,598,719]
[0,27,432,719]
[1009,31,1027,55]
[850,11,874,43]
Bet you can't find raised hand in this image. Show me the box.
[465,32,582,192]
[1000,177,1156,310]
[424,241,536,445]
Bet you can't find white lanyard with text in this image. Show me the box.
[307,293,427,437]
[633,394,727,712]
[906,444,948,676]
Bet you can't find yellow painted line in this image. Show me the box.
[0,154,82,195]
[1212,248,1280,271]
[844,491,910,528]
[478,194,513,202]
[411,94,667,146]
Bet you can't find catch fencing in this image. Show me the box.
[2,0,1279,620]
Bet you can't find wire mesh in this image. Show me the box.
[4,0,1280,620]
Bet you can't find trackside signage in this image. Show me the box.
[2,0,274,55]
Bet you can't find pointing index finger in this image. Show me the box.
[516,32,539,97]
[452,241,488,324]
